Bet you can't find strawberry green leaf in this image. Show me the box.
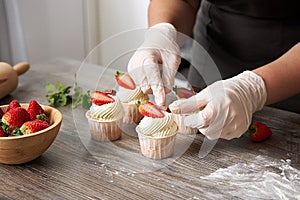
[12,128,23,136]
[1,123,10,135]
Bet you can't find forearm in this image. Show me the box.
[148,0,200,36]
[253,42,300,105]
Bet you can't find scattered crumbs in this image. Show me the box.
[114,171,120,175]
[119,167,125,172]
[187,196,199,200]
[126,172,135,177]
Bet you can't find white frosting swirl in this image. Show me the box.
[138,112,177,138]
[89,96,123,121]
[116,87,148,104]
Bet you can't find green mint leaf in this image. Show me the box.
[82,94,92,110]
[45,83,55,93]
[45,74,91,109]
[57,94,67,107]
[56,82,64,91]
[63,86,72,95]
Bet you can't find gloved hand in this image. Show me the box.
[169,71,267,140]
[127,23,181,106]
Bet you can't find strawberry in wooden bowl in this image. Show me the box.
[0,100,62,164]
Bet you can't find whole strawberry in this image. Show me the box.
[0,127,7,137]
[20,119,50,135]
[0,108,4,118]
[248,122,272,142]
[6,100,21,112]
[137,101,164,118]
[27,100,48,121]
[2,107,30,132]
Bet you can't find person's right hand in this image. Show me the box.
[169,71,267,140]
[127,23,181,106]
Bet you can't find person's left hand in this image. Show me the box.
[169,71,267,140]
[127,23,181,106]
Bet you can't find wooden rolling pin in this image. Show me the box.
[0,62,30,99]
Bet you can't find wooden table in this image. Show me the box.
[1,58,299,199]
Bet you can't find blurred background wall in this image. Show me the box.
[10,0,148,64]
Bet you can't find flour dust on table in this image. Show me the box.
[200,155,300,199]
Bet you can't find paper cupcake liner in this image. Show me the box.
[122,103,143,124]
[173,114,198,134]
[136,127,177,160]
[86,111,122,142]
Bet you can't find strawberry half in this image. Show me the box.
[174,87,196,99]
[115,71,136,90]
[137,101,164,118]
[91,91,115,106]
[2,107,30,130]
[20,119,50,135]
[6,100,21,112]
[248,122,272,142]
[27,100,48,121]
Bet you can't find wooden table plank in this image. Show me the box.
[0,58,299,199]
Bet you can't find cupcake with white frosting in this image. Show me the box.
[116,86,148,124]
[136,101,177,159]
[171,87,198,134]
[86,91,123,141]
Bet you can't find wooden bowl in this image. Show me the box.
[0,104,62,164]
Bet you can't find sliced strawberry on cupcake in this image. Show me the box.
[137,101,164,118]
[115,71,136,90]
[19,119,50,135]
[91,91,115,106]
[2,107,30,133]
[6,100,21,112]
[27,100,49,122]
[104,89,116,96]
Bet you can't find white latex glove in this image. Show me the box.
[169,71,267,140]
[127,23,181,106]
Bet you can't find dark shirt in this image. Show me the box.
[188,0,300,113]
[207,0,300,18]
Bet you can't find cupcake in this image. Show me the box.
[172,87,198,134]
[136,101,178,159]
[85,91,123,141]
[116,87,148,124]
[115,71,148,124]
[172,113,198,134]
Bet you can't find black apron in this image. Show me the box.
[188,0,300,113]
